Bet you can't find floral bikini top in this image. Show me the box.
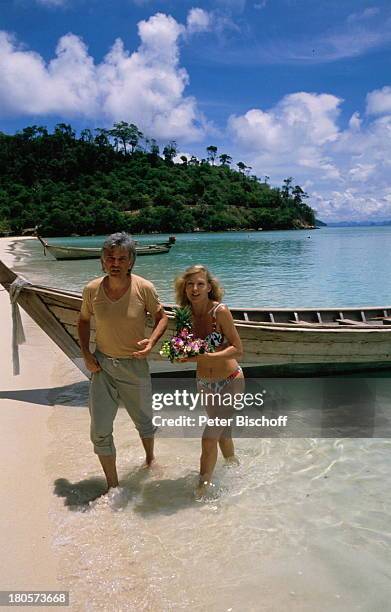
[204,303,225,348]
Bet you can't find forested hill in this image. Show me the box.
[0,123,316,236]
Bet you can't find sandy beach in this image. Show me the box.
[0,237,85,592]
[0,288,60,590]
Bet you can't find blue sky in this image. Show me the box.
[1,0,391,221]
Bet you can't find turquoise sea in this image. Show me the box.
[10,226,391,307]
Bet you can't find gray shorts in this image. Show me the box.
[89,350,156,456]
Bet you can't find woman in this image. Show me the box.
[175,265,244,495]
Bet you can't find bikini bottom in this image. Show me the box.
[197,366,243,395]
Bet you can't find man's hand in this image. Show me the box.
[83,352,101,373]
[132,338,153,359]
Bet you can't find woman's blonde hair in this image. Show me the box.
[175,264,224,307]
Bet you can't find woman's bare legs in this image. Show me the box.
[196,376,243,495]
[219,429,240,465]
[219,437,235,459]
[199,437,218,485]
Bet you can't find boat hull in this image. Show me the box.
[1,260,391,377]
[43,243,170,260]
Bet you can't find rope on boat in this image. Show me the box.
[9,277,31,375]
[36,234,47,256]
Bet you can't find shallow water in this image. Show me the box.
[4,233,391,610]
[49,398,391,611]
[9,226,391,307]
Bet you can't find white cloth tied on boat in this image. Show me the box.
[9,276,31,375]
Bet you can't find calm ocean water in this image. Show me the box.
[9,226,391,307]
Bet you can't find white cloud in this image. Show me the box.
[310,188,391,221]
[138,12,184,62]
[319,23,391,61]
[186,8,212,34]
[0,32,99,115]
[366,86,391,115]
[228,92,341,152]
[226,91,391,221]
[347,7,380,23]
[185,6,239,40]
[0,12,205,141]
[348,163,376,182]
[348,111,361,131]
[217,13,391,65]
[303,11,391,63]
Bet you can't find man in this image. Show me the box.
[78,232,168,491]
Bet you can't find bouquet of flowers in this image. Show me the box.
[160,306,214,363]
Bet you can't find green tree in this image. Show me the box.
[282,177,293,199]
[0,123,316,235]
[80,128,94,143]
[128,123,144,153]
[94,128,111,147]
[148,139,160,156]
[219,153,232,166]
[18,125,48,140]
[109,121,141,155]
[54,123,76,140]
[163,141,177,163]
[206,145,218,165]
[237,161,247,173]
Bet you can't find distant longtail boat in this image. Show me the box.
[37,235,176,260]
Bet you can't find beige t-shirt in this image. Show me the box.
[80,274,162,357]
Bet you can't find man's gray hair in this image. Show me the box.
[102,232,136,263]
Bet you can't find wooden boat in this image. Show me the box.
[37,235,176,260]
[1,259,391,377]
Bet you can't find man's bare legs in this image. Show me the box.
[99,437,155,489]
[141,437,155,467]
[98,455,119,490]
